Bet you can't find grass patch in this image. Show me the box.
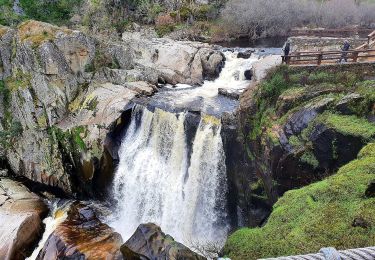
[224,143,375,259]
[300,150,319,169]
[321,112,375,140]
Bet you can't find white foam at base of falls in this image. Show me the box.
[110,106,229,248]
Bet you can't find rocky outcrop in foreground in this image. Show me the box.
[224,142,375,259]
[0,178,48,260]
[121,223,205,260]
[37,202,122,259]
[232,63,375,227]
[0,20,224,196]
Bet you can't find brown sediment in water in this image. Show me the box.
[38,202,122,259]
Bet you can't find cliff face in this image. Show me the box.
[226,63,375,246]
[0,20,96,194]
[0,20,224,197]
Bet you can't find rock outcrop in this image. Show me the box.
[121,223,205,260]
[37,202,122,260]
[0,20,225,196]
[0,178,48,260]
[232,64,375,226]
[122,30,224,85]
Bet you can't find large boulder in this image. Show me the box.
[121,223,206,260]
[0,178,48,260]
[122,30,224,85]
[37,202,122,260]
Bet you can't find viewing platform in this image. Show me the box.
[283,29,375,66]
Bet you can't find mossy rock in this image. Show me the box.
[224,143,375,259]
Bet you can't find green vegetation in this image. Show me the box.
[47,125,87,155]
[321,113,375,140]
[20,0,82,26]
[5,70,32,91]
[0,0,23,26]
[300,150,319,169]
[0,80,23,149]
[224,143,375,259]
[247,66,371,143]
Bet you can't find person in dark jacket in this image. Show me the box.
[339,40,350,62]
[283,41,291,63]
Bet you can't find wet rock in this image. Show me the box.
[365,180,375,198]
[0,178,48,260]
[121,223,205,260]
[309,124,366,170]
[37,202,122,260]
[284,98,334,137]
[218,88,240,100]
[352,217,370,228]
[276,85,341,116]
[237,50,254,59]
[1,20,163,196]
[0,169,8,177]
[244,69,253,80]
[201,51,225,80]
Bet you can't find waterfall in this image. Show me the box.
[111,106,229,247]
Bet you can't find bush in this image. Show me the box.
[0,0,24,26]
[155,24,175,37]
[20,0,82,25]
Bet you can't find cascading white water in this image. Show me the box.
[110,50,259,251]
[111,106,228,247]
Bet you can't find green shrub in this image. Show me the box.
[155,24,174,37]
[300,150,319,169]
[0,0,24,26]
[20,0,83,25]
[179,6,192,21]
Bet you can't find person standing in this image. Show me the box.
[283,41,291,63]
[339,40,351,63]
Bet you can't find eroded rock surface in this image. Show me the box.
[37,202,122,260]
[0,178,48,260]
[122,30,224,85]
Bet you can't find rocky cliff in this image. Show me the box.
[224,62,375,256]
[0,20,224,197]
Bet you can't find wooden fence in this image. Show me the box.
[283,29,375,65]
[282,49,375,65]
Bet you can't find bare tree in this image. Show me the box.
[220,0,375,39]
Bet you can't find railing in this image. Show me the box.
[282,49,375,65]
[356,29,375,50]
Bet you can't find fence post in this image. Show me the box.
[352,51,359,63]
[317,53,322,65]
